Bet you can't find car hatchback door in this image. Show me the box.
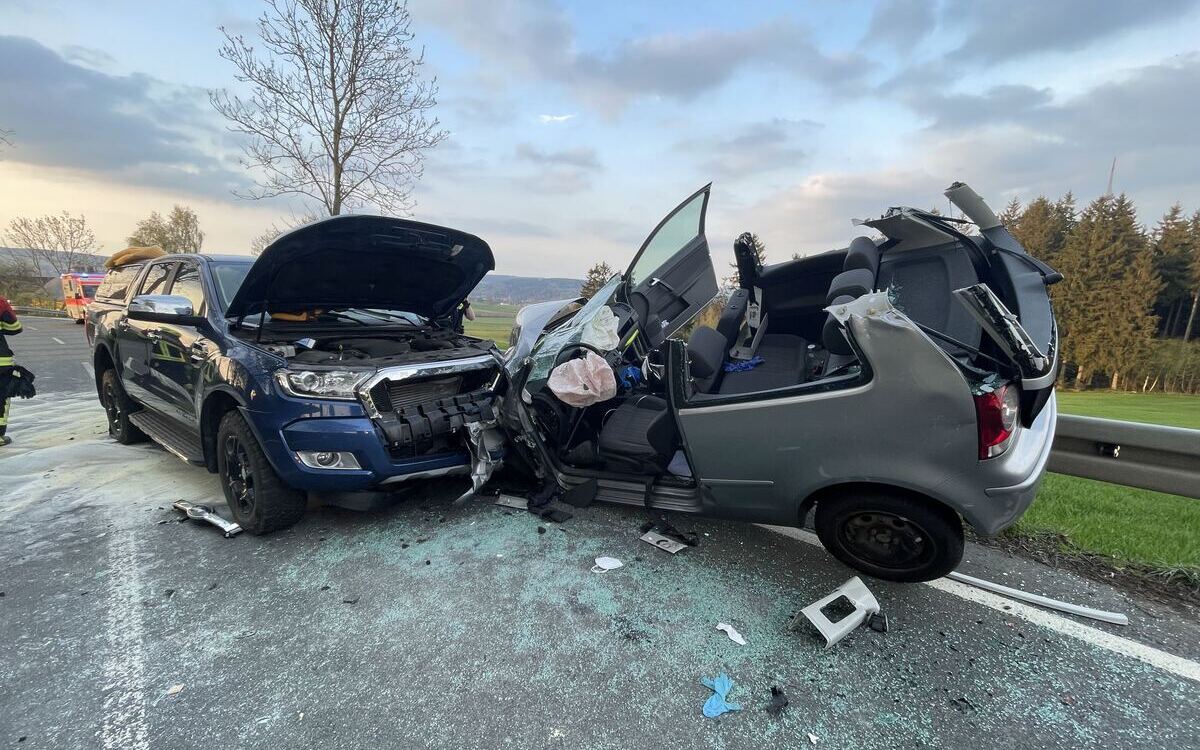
[621,185,719,351]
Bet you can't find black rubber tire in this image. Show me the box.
[100,369,147,445]
[814,489,964,583]
[215,410,306,535]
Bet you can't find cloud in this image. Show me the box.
[538,114,575,124]
[944,0,1200,64]
[415,0,873,114]
[675,119,819,180]
[0,35,247,198]
[514,143,601,171]
[863,0,937,51]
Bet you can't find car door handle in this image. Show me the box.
[649,277,679,296]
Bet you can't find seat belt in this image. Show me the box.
[730,286,767,360]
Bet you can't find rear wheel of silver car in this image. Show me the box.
[101,369,147,445]
[216,410,306,535]
[814,490,963,583]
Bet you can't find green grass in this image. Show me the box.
[1016,473,1200,574]
[464,307,517,350]
[1055,390,1200,430]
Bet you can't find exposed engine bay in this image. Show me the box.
[255,329,494,366]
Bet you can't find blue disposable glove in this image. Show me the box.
[701,673,742,718]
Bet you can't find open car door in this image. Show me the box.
[622,185,719,351]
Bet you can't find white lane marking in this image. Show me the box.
[762,525,1200,684]
[83,362,95,379]
[99,529,150,750]
[25,325,38,331]
[52,336,66,345]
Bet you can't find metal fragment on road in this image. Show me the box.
[494,494,529,510]
[946,571,1130,626]
[171,501,242,538]
[640,530,687,554]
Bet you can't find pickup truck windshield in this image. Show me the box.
[212,262,253,313]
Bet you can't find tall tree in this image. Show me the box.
[249,212,321,256]
[580,261,614,298]
[211,0,446,215]
[998,196,1022,225]
[1151,204,1195,337]
[1055,194,1159,388]
[1008,193,1075,268]
[127,206,205,254]
[1184,210,1200,342]
[4,211,99,275]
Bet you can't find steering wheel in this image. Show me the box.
[553,341,607,367]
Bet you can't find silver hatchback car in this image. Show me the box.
[498,182,1058,582]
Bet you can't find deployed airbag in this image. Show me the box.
[548,352,617,407]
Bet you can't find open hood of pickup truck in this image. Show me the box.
[224,215,495,321]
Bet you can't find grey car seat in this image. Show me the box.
[822,237,880,373]
[597,395,676,472]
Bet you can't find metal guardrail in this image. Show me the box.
[1049,414,1200,499]
[11,306,67,318]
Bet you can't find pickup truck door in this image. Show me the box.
[145,261,212,424]
[117,261,174,405]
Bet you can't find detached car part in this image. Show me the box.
[795,576,881,648]
[172,500,243,538]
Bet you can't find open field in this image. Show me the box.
[463,302,518,349]
[1056,390,1200,429]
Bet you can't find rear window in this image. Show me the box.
[94,265,143,302]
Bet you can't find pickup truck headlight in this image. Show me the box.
[275,369,370,400]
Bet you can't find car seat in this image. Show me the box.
[597,395,677,472]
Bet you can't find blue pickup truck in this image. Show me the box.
[86,216,505,533]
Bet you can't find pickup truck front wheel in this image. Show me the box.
[216,410,306,534]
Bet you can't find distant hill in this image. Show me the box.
[471,274,583,304]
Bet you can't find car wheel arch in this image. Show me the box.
[92,345,116,398]
[200,389,246,473]
[799,481,963,529]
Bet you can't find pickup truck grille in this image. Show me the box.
[369,376,462,413]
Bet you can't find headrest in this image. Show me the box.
[823,295,857,355]
[843,236,880,274]
[826,268,875,304]
[687,325,726,379]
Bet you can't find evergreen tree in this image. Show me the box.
[1150,204,1194,337]
[580,261,614,298]
[998,196,1022,225]
[1055,194,1159,388]
[724,233,767,288]
[1183,210,1200,342]
[1008,194,1075,268]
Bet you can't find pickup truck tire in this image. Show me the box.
[101,369,147,444]
[216,410,306,534]
[814,490,963,583]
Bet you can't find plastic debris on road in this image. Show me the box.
[716,622,747,645]
[591,556,623,573]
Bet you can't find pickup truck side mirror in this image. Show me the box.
[128,294,206,326]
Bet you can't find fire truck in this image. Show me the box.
[61,273,106,323]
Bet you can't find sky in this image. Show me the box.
[1,0,1199,278]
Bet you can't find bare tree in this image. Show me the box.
[128,205,205,253]
[0,128,12,148]
[211,0,447,216]
[5,212,100,275]
[249,211,321,255]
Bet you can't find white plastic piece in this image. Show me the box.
[548,351,617,407]
[580,304,621,351]
[495,494,528,510]
[798,576,880,648]
[808,732,819,745]
[591,556,623,573]
[825,290,893,323]
[947,572,1130,626]
[716,622,747,645]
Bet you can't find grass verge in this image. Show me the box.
[1055,390,1200,430]
[997,473,1200,601]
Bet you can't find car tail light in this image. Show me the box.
[974,384,1019,459]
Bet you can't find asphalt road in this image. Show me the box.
[1,324,1198,749]
[3,314,95,394]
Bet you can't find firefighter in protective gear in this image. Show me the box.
[0,296,23,446]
